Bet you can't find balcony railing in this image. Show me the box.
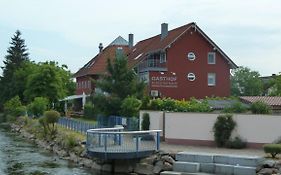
[86,127,161,159]
[138,59,167,72]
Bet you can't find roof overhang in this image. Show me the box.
[60,94,90,101]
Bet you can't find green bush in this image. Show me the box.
[141,113,150,130]
[39,110,60,139]
[84,102,95,119]
[213,114,236,147]
[250,101,271,114]
[223,102,248,113]
[44,110,60,124]
[140,96,150,110]
[121,96,142,117]
[3,96,25,117]
[149,98,163,110]
[63,134,78,151]
[28,97,49,117]
[148,98,211,112]
[161,98,177,111]
[263,144,281,158]
[225,136,247,149]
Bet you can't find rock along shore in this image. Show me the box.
[10,123,174,174]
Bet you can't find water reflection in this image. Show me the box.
[0,125,110,175]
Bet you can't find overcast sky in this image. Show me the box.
[0,0,280,76]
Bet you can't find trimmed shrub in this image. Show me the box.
[213,114,236,147]
[250,101,271,114]
[263,144,281,158]
[39,110,60,139]
[28,97,49,117]
[225,136,247,149]
[84,102,95,119]
[141,113,150,130]
[44,110,60,124]
[121,96,142,117]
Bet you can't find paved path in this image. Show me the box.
[160,142,265,157]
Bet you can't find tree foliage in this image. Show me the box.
[231,67,263,96]
[3,96,26,117]
[0,30,29,107]
[24,61,75,103]
[92,55,145,116]
[269,73,281,96]
[121,96,142,117]
[27,97,49,117]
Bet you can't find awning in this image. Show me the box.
[60,93,90,101]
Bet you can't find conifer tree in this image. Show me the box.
[0,30,29,107]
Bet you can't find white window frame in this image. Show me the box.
[187,73,196,81]
[208,52,216,64]
[187,52,196,61]
[208,73,216,86]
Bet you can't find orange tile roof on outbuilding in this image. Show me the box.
[240,96,281,109]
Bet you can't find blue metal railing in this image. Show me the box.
[86,127,161,159]
[57,117,99,134]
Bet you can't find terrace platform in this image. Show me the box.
[86,127,161,159]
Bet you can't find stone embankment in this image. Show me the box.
[11,123,174,174]
[256,159,281,175]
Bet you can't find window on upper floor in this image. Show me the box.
[187,73,196,81]
[208,73,216,86]
[88,80,91,89]
[187,52,196,61]
[160,52,166,63]
[208,52,216,64]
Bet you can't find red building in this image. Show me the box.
[74,22,238,100]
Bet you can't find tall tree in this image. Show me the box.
[0,30,29,107]
[92,55,145,116]
[231,66,263,96]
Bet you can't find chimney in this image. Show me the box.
[161,23,168,40]
[128,34,134,48]
[98,43,103,53]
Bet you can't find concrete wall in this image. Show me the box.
[139,110,164,137]
[142,111,281,148]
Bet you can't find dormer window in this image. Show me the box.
[187,52,196,61]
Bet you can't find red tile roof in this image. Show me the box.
[127,23,194,68]
[74,22,238,78]
[73,45,129,77]
[240,96,281,107]
[127,22,237,69]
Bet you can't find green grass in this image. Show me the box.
[57,125,86,141]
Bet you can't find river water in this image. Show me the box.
[0,124,110,175]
